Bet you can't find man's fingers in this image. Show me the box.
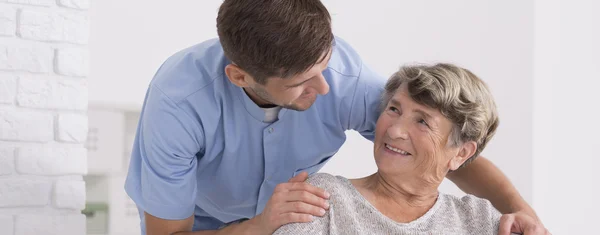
[279,212,314,225]
[289,182,330,199]
[285,190,329,209]
[289,172,308,183]
[499,215,516,235]
[524,224,545,235]
[281,201,326,217]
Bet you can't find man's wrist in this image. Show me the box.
[518,207,540,222]
[508,200,540,222]
[228,215,266,235]
[245,216,266,234]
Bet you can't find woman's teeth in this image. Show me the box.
[385,144,410,155]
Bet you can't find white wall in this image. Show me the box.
[89,0,221,108]
[0,0,89,234]
[533,0,600,234]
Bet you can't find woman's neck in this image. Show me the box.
[351,172,441,223]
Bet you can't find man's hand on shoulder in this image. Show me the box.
[148,172,330,235]
[499,211,551,235]
[256,172,331,234]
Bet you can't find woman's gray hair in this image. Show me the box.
[381,63,499,168]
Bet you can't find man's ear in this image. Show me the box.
[449,141,477,171]
[225,64,252,88]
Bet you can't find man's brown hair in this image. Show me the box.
[217,0,334,84]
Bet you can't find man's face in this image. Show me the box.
[244,52,332,111]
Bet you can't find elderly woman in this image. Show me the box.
[274,63,501,234]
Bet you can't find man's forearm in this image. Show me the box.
[447,156,539,220]
[173,217,264,235]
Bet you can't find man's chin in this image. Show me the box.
[286,105,310,111]
[284,97,317,111]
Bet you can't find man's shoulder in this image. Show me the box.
[150,38,229,104]
[327,36,363,78]
[324,36,385,104]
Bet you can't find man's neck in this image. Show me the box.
[351,172,440,223]
[243,88,277,108]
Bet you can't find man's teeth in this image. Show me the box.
[385,144,410,155]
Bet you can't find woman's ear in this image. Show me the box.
[225,64,252,88]
[449,141,477,171]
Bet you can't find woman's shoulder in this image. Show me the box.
[306,173,353,194]
[440,193,499,214]
[306,173,345,187]
[436,193,501,231]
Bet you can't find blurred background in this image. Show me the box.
[0,0,598,234]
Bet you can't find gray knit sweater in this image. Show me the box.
[274,173,501,235]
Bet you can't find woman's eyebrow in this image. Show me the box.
[413,109,433,120]
[390,98,401,107]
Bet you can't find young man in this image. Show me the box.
[125,0,548,234]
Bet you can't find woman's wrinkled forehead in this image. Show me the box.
[392,84,442,118]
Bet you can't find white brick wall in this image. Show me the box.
[0,45,53,73]
[0,6,16,36]
[53,180,85,209]
[0,107,54,142]
[17,76,88,110]
[0,179,52,207]
[0,0,53,7]
[16,146,87,175]
[57,0,90,10]
[55,47,89,77]
[0,75,17,104]
[0,0,88,234]
[18,9,89,44]
[0,147,15,175]
[57,113,87,143]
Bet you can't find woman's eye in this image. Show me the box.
[388,106,398,112]
[418,119,429,127]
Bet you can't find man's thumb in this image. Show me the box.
[289,172,308,182]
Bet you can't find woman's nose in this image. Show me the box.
[387,122,409,140]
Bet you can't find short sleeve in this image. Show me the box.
[346,62,386,141]
[135,85,204,220]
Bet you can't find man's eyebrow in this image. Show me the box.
[287,77,314,87]
[287,51,331,88]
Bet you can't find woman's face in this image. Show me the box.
[373,83,473,183]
